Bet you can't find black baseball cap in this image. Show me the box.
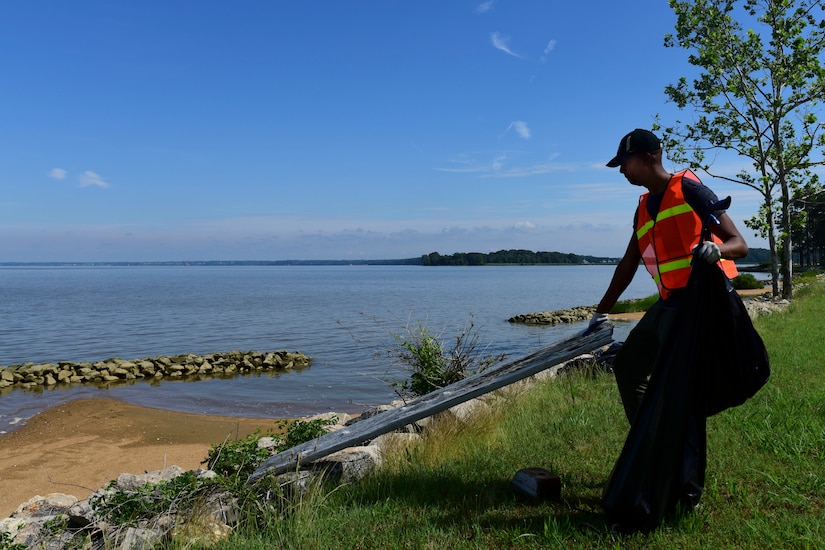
[606,129,661,167]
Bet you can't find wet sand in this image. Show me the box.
[0,397,278,518]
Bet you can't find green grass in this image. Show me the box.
[610,293,660,314]
[194,283,825,549]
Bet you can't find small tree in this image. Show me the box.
[660,0,825,298]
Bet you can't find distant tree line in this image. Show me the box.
[1,247,777,269]
[739,248,772,265]
[420,249,620,266]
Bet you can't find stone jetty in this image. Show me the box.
[507,305,596,326]
[506,291,791,325]
[0,350,311,392]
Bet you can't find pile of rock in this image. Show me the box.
[507,290,793,326]
[0,350,311,391]
[742,292,790,319]
[0,467,230,549]
[0,408,425,548]
[507,306,596,326]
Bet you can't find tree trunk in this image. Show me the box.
[765,200,781,297]
[781,179,794,300]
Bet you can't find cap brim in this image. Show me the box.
[606,155,623,168]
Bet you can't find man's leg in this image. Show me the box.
[612,301,678,424]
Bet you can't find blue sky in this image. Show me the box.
[0,1,767,262]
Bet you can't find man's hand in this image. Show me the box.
[694,241,721,263]
[582,312,609,335]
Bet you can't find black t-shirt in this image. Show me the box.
[634,172,723,228]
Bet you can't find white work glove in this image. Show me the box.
[583,312,609,335]
[694,241,721,263]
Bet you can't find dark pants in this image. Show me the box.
[613,299,679,424]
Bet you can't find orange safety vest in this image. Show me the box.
[636,169,739,300]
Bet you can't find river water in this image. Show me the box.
[0,264,656,432]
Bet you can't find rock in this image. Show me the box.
[119,526,165,549]
[172,515,232,546]
[445,398,491,423]
[371,432,421,452]
[305,411,352,428]
[1,494,79,549]
[274,470,316,499]
[257,436,281,450]
[13,493,78,517]
[68,500,95,527]
[311,445,383,482]
[115,465,185,491]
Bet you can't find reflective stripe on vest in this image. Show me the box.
[636,203,694,241]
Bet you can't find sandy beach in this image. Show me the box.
[0,397,278,519]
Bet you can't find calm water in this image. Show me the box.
[0,265,654,431]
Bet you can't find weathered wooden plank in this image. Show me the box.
[248,323,613,483]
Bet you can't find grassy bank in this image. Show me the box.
[202,284,824,549]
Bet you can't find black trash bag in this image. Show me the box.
[601,307,707,531]
[602,197,771,530]
[691,254,771,417]
[695,196,770,416]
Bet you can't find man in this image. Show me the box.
[591,128,749,424]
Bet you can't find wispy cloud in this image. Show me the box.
[490,153,507,171]
[78,170,110,188]
[49,168,67,180]
[490,32,520,58]
[540,39,557,62]
[506,120,531,139]
[480,162,577,178]
[433,163,491,174]
[475,1,494,14]
[435,150,582,178]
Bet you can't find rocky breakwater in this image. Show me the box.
[507,289,794,326]
[0,350,311,392]
[507,305,596,326]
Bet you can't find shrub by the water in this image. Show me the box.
[731,273,764,290]
[390,320,505,397]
